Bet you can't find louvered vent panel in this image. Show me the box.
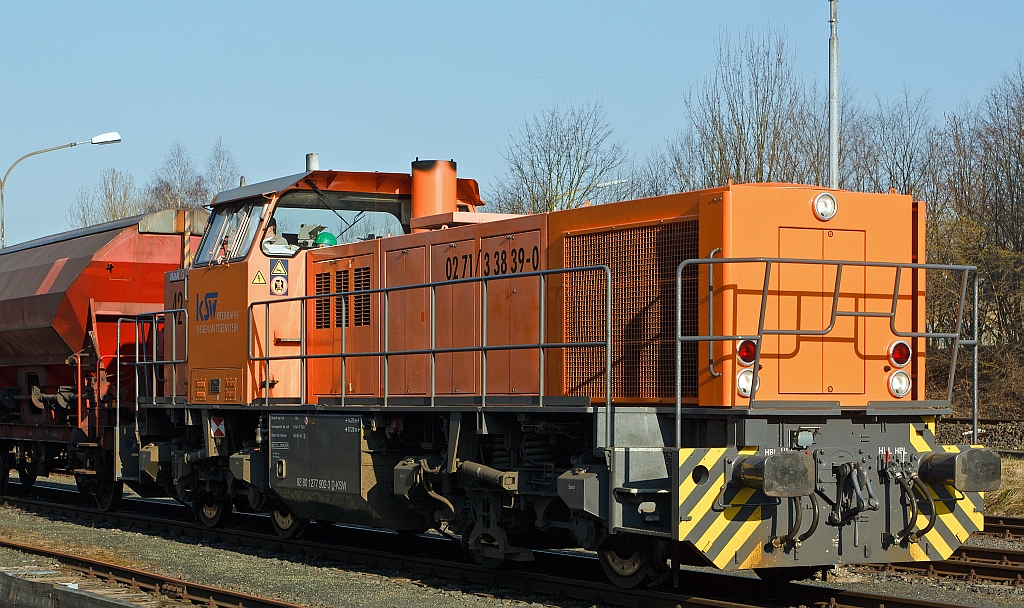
[335,269,350,328]
[353,266,371,327]
[563,221,699,399]
[314,272,331,329]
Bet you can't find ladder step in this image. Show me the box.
[73,442,100,448]
[72,469,98,475]
[614,487,670,495]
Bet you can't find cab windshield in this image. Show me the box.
[194,199,265,265]
[261,190,408,257]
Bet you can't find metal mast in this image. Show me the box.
[829,0,839,189]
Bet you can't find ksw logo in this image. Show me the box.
[196,292,219,321]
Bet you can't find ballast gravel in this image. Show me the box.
[0,505,596,608]
[2,502,1024,608]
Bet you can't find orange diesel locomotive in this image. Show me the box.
[2,158,1000,586]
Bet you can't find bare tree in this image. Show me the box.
[65,168,144,228]
[145,142,209,211]
[679,28,804,188]
[489,100,626,214]
[659,29,875,193]
[205,136,241,195]
[862,89,940,198]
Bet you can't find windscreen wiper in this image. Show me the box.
[336,211,366,240]
[304,179,347,226]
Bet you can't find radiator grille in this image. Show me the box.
[353,266,371,327]
[314,272,331,329]
[335,270,350,328]
[563,220,699,399]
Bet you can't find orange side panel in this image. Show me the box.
[430,239,479,395]
[386,247,428,396]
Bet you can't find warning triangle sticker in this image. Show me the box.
[252,270,267,285]
[271,260,288,275]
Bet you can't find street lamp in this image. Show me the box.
[0,131,122,248]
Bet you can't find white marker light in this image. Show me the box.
[888,370,912,398]
[737,369,759,398]
[813,192,838,221]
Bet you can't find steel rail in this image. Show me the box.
[865,545,1024,585]
[1,493,755,608]
[980,515,1024,538]
[0,536,304,608]
[0,489,992,608]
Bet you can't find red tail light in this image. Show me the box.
[888,340,911,368]
[737,340,757,367]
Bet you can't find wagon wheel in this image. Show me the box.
[93,453,123,512]
[74,473,90,495]
[270,505,307,539]
[0,463,8,496]
[18,468,37,488]
[195,494,232,528]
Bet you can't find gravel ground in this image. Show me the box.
[936,421,1024,451]
[3,501,1024,608]
[810,566,1024,608]
[0,505,598,608]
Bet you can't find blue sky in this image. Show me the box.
[1,1,1021,244]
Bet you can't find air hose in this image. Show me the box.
[908,476,937,542]
[418,458,455,516]
[772,496,804,548]
[895,475,920,542]
[797,493,820,544]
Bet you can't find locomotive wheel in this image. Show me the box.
[754,566,819,585]
[18,468,37,488]
[598,538,667,589]
[599,544,649,588]
[270,506,307,539]
[467,532,506,569]
[196,495,232,528]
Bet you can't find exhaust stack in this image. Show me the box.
[411,160,458,230]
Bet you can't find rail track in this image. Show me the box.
[864,545,1024,585]
[0,482,987,608]
[0,536,305,608]
[982,515,1024,539]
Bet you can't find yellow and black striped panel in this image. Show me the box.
[678,447,767,569]
[907,416,985,561]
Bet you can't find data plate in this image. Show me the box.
[268,414,361,495]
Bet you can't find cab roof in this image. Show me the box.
[209,169,484,208]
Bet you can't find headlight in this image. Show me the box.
[737,369,759,398]
[813,192,838,221]
[888,370,912,398]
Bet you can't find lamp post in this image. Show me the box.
[0,131,122,248]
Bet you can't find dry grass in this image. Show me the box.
[985,456,1024,516]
